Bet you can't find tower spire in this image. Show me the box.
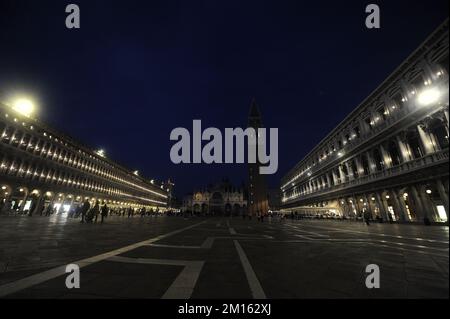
[247,99,269,217]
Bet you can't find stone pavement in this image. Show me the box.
[0,214,448,298]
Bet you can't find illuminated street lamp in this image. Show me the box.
[12,98,35,117]
[133,170,139,176]
[417,87,441,106]
[96,149,106,157]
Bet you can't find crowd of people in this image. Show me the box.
[0,198,167,224]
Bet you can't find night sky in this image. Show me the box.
[0,0,448,197]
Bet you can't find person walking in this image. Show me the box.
[80,199,91,223]
[364,210,371,226]
[45,202,54,216]
[100,202,108,224]
[92,201,100,223]
[27,200,37,217]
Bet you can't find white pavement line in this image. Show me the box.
[233,240,266,299]
[288,236,448,252]
[163,262,204,299]
[229,227,237,235]
[0,221,206,298]
[107,256,204,299]
[144,236,216,249]
[201,237,215,249]
[293,223,449,244]
[294,234,314,240]
[367,243,450,258]
[146,244,203,249]
[298,230,329,238]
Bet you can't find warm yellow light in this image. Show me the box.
[96,149,106,157]
[12,98,35,117]
[417,88,441,106]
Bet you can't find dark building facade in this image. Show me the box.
[182,179,247,216]
[0,101,169,216]
[280,20,449,224]
[248,100,269,216]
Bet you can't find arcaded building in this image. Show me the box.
[0,101,169,216]
[280,20,449,224]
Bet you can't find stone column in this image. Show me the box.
[409,185,425,222]
[326,173,332,187]
[359,118,370,136]
[321,176,326,189]
[354,156,364,176]
[419,185,435,223]
[363,194,373,219]
[396,135,410,162]
[436,179,449,221]
[417,124,435,155]
[338,165,346,183]
[332,170,338,185]
[8,128,18,145]
[345,161,354,181]
[389,190,406,222]
[396,190,409,222]
[366,152,377,174]
[380,144,392,169]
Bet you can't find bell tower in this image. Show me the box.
[247,99,269,216]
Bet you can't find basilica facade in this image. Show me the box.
[182,179,247,216]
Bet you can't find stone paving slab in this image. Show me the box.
[0,215,448,299]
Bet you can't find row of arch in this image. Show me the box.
[0,183,165,216]
[286,178,449,223]
[282,55,448,188]
[0,111,167,203]
[284,113,449,201]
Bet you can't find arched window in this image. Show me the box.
[350,160,358,178]
[406,131,424,159]
[388,141,401,166]
[361,154,370,176]
[342,164,349,178]
[429,119,449,150]
[372,149,384,171]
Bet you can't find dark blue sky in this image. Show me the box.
[0,0,448,197]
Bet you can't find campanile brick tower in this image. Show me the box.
[247,99,269,216]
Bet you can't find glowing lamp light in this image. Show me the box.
[12,98,35,117]
[426,189,432,194]
[417,88,441,106]
[96,149,106,157]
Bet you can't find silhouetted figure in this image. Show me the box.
[100,202,108,223]
[92,201,100,223]
[45,203,54,216]
[364,211,371,226]
[28,201,37,217]
[80,200,91,223]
